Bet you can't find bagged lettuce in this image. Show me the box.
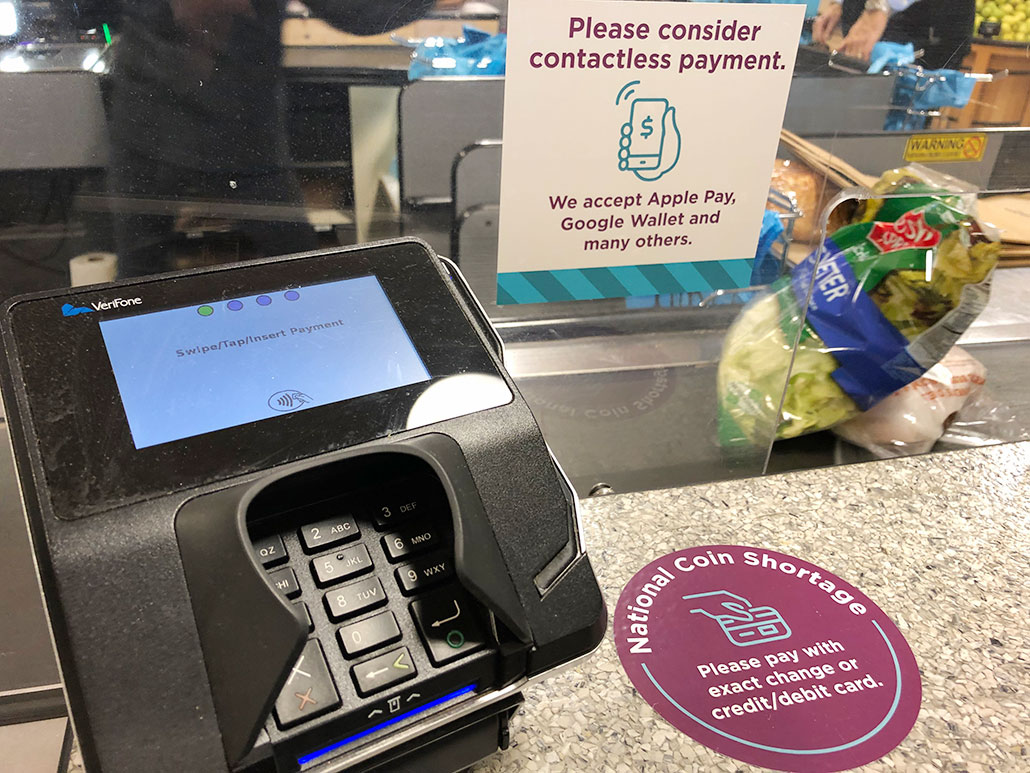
[718,168,1000,448]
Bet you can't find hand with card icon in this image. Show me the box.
[684,590,792,647]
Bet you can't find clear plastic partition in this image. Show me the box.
[2,0,1029,495]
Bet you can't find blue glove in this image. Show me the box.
[910,69,976,109]
[749,210,786,286]
[867,41,915,73]
[408,28,506,80]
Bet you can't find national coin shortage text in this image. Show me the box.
[623,549,869,654]
[530,16,789,75]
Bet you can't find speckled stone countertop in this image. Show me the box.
[473,442,1030,772]
[64,443,1028,772]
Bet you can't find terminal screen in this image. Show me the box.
[99,276,431,449]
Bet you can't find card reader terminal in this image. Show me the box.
[0,240,606,772]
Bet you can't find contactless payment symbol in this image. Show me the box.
[614,546,922,772]
[268,390,313,412]
[616,81,680,182]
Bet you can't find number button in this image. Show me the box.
[381,525,441,562]
[372,501,422,530]
[395,553,454,595]
[299,515,360,552]
[323,577,387,622]
[311,545,373,587]
[372,505,397,530]
[252,535,288,568]
[337,612,401,658]
[268,568,301,600]
[369,481,445,530]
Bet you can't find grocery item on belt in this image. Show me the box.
[718,167,1000,448]
[833,346,986,457]
[769,158,851,243]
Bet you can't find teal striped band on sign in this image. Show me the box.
[497,259,755,304]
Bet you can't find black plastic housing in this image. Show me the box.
[0,241,606,773]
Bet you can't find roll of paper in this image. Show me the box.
[69,252,118,287]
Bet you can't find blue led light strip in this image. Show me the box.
[297,684,478,767]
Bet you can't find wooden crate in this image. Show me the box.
[936,41,1030,128]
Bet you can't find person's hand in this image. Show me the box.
[840,9,888,61]
[812,2,843,46]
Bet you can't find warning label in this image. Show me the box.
[904,133,987,163]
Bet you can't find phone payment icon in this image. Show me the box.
[620,98,668,171]
[615,82,681,182]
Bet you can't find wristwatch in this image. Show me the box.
[864,0,891,14]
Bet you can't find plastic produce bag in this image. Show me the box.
[900,69,977,111]
[936,390,1030,450]
[885,66,976,131]
[718,167,1001,448]
[833,346,986,457]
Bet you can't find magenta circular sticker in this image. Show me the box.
[613,546,921,772]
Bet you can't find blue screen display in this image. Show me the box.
[99,276,431,449]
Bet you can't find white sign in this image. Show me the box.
[496,0,803,300]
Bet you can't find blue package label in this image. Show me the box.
[790,242,924,410]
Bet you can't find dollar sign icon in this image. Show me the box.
[640,116,654,139]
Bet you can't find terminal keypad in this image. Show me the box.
[248,470,496,755]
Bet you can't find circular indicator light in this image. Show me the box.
[446,630,465,649]
[284,290,300,301]
[227,300,244,311]
[197,305,214,317]
[256,295,272,306]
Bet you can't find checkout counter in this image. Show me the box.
[9,391,1030,772]
[2,5,1030,772]
[475,439,1030,771]
[3,246,1028,771]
